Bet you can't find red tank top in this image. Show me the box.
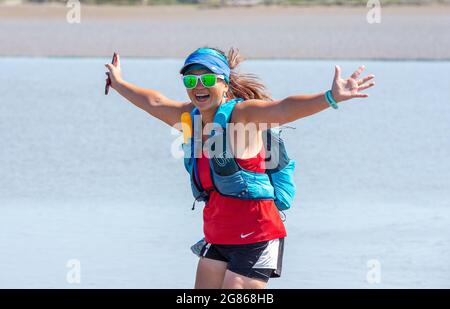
[197,147,287,245]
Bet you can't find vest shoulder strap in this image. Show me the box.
[212,98,244,130]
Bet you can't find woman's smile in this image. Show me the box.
[194,92,210,103]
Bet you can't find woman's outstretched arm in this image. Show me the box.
[105,54,192,129]
[233,65,375,126]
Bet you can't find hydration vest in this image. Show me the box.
[182,98,296,211]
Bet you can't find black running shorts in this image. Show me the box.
[197,238,284,282]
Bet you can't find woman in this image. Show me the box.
[104,47,375,289]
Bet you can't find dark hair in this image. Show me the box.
[205,47,272,101]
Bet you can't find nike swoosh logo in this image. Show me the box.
[240,232,255,239]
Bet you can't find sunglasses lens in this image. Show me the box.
[183,76,197,89]
[201,74,217,88]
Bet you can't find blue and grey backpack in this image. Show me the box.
[182,98,296,211]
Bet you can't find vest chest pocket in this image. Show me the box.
[212,169,275,200]
[212,171,248,198]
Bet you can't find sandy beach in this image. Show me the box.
[1,4,449,59]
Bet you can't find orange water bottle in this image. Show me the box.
[181,112,192,144]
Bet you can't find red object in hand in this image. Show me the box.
[105,52,118,95]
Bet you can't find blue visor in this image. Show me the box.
[183,64,211,74]
[180,48,230,83]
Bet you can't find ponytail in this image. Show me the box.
[206,47,273,101]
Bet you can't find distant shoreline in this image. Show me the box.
[3,0,450,7]
[2,2,450,14]
[1,4,449,59]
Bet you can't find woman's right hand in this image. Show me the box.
[104,53,123,89]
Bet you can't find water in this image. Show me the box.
[0,58,449,288]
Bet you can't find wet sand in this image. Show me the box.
[0,4,449,59]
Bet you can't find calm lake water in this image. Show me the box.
[0,58,449,288]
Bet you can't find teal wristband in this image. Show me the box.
[325,90,339,109]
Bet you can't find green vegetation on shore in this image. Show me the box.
[12,0,450,6]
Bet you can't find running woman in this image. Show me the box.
[104,47,375,289]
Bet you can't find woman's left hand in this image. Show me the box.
[331,65,375,103]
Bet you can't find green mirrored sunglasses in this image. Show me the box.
[182,74,225,89]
